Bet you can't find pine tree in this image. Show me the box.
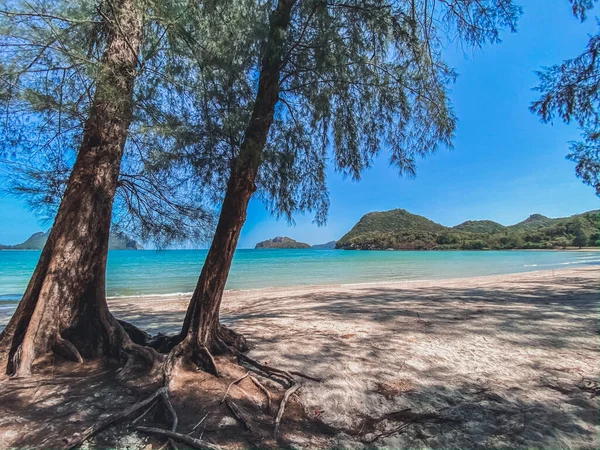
[158,0,523,374]
[0,0,156,377]
[0,0,215,376]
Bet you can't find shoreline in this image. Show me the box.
[103,264,600,303]
[0,265,598,306]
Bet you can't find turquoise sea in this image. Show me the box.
[1,249,599,305]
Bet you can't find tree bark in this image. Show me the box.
[167,0,297,374]
[0,0,150,377]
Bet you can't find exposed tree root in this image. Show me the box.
[136,426,221,450]
[235,351,295,387]
[66,386,176,449]
[117,319,153,346]
[289,370,323,382]
[249,375,272,412]
[221,372,249,403]
[132,401,158,425]
[53,337,84,364]
[225,399,253,432]
[45,320,320,448]
[363,419,416,443]
[212,337,317,439]
[274,381,301,439]
[217,324,249,353]
[165,339,220,377]
[358,408,457,444]
[116,341,162,380]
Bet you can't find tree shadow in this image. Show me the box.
[1,269,598,448]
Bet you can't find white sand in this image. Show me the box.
[106,266,600,448]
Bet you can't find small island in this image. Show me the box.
[312,240,337,250]
[255,236,311,249]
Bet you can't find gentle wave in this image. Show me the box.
[524,259,600,268]
[107,291,194,300]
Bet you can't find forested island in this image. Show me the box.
[255,236,311,249]
[336,209,599,250]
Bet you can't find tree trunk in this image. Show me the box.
[166,0,296,375]
[0,0,151,377]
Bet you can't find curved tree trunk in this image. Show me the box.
[167,0,296,375]
[0,0,150,377]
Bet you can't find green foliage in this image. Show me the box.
[452,220,506,234]
[0,0,217,245]
[553,237,570,249]
[572,219,588,247]
[461,239,486,250]
[143,0,522,227]
[0,0,524,240]
[336,208,600,250]
[531,1,600,195]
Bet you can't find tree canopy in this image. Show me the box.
[0,0,216,245]
[0,0,525,234]
[139,0,522,227]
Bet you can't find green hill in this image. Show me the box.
[1,231,143,250]
[255,236,311,249]
[452,220,506,234]
[10,231,49,249]
[509,214,555,230]
[336,209,446,250]
[336,209,600,250]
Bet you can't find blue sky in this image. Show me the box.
[1,0,599,247]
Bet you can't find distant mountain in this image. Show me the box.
[312,240,337,250]
[1,231,143,250]
[9,231,49,250]
[108,232,144,250]
[255,236,311,249]
[336,209,599,250]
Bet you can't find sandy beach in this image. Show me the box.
[94,266,600,448]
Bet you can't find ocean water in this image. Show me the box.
[0,249,599,304]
